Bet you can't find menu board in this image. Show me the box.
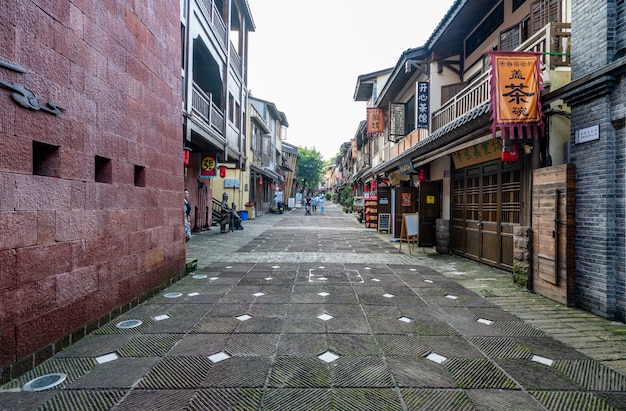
[364,195,378,229]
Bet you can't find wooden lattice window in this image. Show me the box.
[531,0,560,34]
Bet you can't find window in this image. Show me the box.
[32,141,59,177]
[95,156,112,183]
[134,165,145,187]
[465,2,504,58]
[531,0,560,34]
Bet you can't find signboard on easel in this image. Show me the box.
[399,213,419,255]
[378,213,390,233]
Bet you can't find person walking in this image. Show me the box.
[184,188,192,242]
[311,196,318,214]
[318,195,325,214]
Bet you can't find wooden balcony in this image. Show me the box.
[191,82,225,135]
[431,22,571,133]
[198,0,227,46]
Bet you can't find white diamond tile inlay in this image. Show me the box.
[531,355,554,366]
[253,292,265,297]
[265,277,273,281]
[364,267,372,270]
[209,277,219,281]
[372,278,381,282]
[225,266,232,269]
[318,266,325,269]
[95,353,119,364]
[424,279,434,283]
[410,268,417,272]
[192,274,207,279]
[236,314,252,322]
[318,292,330,297]
[153,315,170,321]
[398,316,412,323]
[208,352,231,363]
[383,294,394,298]
[477,318,493,325]
[317,314,333,321]
[187,292,200,297]
[426,352,447,364]
[319,277,328,281]
[445,295,458,300]
[318,351,340,363]
[272,265,280,269]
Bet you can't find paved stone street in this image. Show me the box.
[2,202,626,410]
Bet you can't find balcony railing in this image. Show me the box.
[198,0,227,46]
[191,82,224,134]
[431,22,571,133]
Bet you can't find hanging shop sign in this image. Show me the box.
[398,158,414,175]
[389,103,405,139]
[417,82,429,129]
[489,51,544,139]
[366,107,384,137]
[351,139,358,159]
[452,139,502,169]
[199,152,217,178]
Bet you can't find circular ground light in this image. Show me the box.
[23,373,67,392]
[116,319,143,329]
[163,292,183,298]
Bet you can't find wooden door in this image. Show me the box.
[393,186,418,238]
[532,164,576,306]
[418,181,441,246]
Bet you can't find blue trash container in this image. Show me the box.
[239,210,248,220]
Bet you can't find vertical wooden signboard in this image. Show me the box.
[399,213,419,255]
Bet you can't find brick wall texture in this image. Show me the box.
[570,0,626,320]
[0,1,183,379]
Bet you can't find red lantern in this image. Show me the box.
[258,177,263,185]
[270,183,274,189]
[219,165,226,178]
[501,142,519,163]
[371,180,377,191]
[183,148,191,166]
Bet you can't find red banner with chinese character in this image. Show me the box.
[367,107,384,137]
[489,51,544,139]
[199,152,217,178]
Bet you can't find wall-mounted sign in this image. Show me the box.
[367,107,384,136]
[426,195,435,204]
[398,158,414,175]
[575,125,600,144]
[224,178,240,188]
[452,139,502,169]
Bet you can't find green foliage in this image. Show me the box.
[296,147,325,191]
[338,186,353,208]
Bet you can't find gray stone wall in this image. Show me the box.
[568,0,626,320]
[436,219,450,254]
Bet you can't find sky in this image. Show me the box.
[246,0,457,161]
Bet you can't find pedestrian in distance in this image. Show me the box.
[311,196,317,214]
[184,188,192,242]
[319,195,325,214]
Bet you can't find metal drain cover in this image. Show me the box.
[23,373,67,391]
[116,320,143,329]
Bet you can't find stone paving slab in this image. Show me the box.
[2,203,626,410]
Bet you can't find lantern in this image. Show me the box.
[501,142,519,163]
[371,180,377,191]
[258,177,263,185]
[219,165,227,178]
[365,184,370,192]
[270,183,274,190]
[183,147,191,166]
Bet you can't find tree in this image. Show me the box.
[296,147,325,192]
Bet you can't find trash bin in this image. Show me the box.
[239,210,248,220]
[244,202,256,219]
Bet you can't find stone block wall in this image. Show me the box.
[0,1,184,382]
[567,0,626,320]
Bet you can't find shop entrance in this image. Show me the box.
[451,160,522,268]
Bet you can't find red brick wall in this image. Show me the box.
[0,1,184,381]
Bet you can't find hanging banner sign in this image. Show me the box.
[366,107,384,137]
[389,103,405,137]
[417,82,429,129]
[489,51,544,139]
[199,152,217,178]
[398,158,414,175]
[351,139,358,159]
